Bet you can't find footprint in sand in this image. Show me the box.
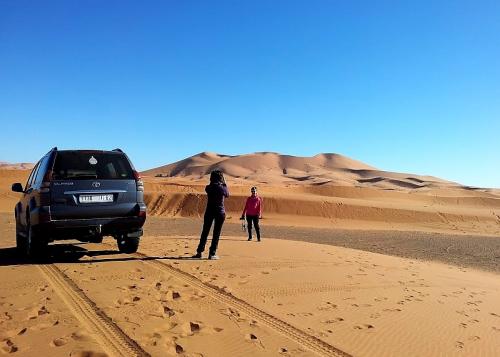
[50,338,68,347]
[162,305,176,317]
[456,310,470,317]
[322,317,344,324]
[181,321,202,335]
[37,284,49,292]
[298,312,314,317]
[354,324,374,330]
[164,291,181,301]
[70,351,108,357]
[71,331,92,342]
[1,339,18,354]
[245,333,260,343]
[17,328,27,335]
[115,298,132,306]
[317,302,337,311]
[455,341,464,349]
[169,342,184,355]
[468,336,480,342]
[28,306,49,320]
[0,312,12,323]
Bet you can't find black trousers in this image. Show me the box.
[246,215,260,241]
[197,211,226,255]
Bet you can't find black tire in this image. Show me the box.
[26,223,48,259]
[15,224,27,255]
[15,210,26,255]
[117,237,139,254]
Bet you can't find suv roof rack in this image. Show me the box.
[112,148,123,153]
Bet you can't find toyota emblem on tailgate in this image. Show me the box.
[92,182,101,188]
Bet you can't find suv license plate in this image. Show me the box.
[79,194,114,203]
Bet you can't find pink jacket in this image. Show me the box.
[242,195,262,217]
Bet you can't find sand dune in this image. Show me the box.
[139,152,499,235]
[142,152,459,189]
[1,149,499,236]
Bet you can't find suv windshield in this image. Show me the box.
[52,151,134,180]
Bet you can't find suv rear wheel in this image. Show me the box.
[117,236,139,254]
[24,219,48,258]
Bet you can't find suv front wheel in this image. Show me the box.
[15,220,27,255]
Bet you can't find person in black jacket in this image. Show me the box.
[192,170,229,260]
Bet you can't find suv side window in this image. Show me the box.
[25,162,40,191]
[34,155,49,186]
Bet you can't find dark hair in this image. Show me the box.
[210,170,224,184]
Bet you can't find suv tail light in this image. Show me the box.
[40,170,53,194]
[133,171,144,192]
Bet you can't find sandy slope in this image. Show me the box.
[0,224,499,356]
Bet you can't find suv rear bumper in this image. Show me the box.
[36,216,146,241]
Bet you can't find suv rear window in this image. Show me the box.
[52,151,134,180]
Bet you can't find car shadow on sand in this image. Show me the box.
[0,244,200,267]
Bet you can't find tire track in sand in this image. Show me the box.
[38,264,149,357]
[134,252,352,357]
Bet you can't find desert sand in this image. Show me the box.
[0,152,499,356]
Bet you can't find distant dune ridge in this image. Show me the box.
[0,161,34,170]
[142,151,455,190]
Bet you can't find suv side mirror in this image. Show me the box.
[11,183,24,193]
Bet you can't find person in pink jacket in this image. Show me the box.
[240,186,262,242]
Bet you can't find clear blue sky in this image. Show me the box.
[1,1,499,187]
